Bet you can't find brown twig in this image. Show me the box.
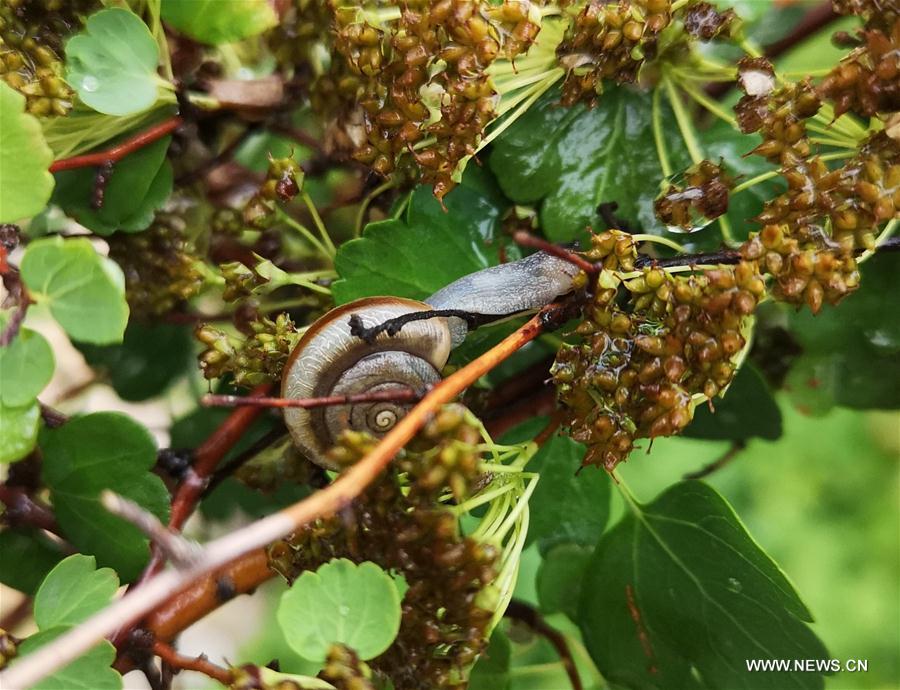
[512,231,597,274]
[49,117,183,173]
[505,599,583,690]
[39,403,69,429]
[0,296,28,347]
[152,641,233,685]
[167,384,273,533]
[0,484,60,534]
[2,308,562,689]
[201,387,421,410]
[0,596,32,632]
[683,440,747,480]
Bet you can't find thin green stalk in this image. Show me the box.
[652,87,673,178]
[632,233,687,252]
[664,76,703,165]
[479,70,563,151]
[354,179,394,238]
[276,208,331,259]
[664,77,735,244]
[810,137,859,150]
[678,80,739,129]
[859,219,897,264]
[301,191,336,257]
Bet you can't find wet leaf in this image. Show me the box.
[579,481,829,690]
[20,236,128,345]
[277,559,402,663]
[65,8,160,116]
[0,82,54,222]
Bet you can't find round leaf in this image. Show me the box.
[0,529,63,594]
[20,236,128,345]
[15,628,121,690]
[0,82,54,222]
[34,554,119,630]
[41,412,170,581]
[161,0,277,45]
[65,8,160,116]
[0,322,55,407]
[277,559,402,663]
[0,400,41,464]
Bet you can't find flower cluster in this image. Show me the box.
[196,312,299,385]
[556,0,672,106]
[107,213,203,317]
[268,407,497,690]
[654,159,732,231]
[0,0,97,115]
[552,232,764,470]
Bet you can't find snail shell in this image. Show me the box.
[281,296,452,468]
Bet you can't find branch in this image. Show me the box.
[512,231,597,274]
[48,117,183,173]
[0,484,60,534]
[505,599,583,690]
[167,384,272,532]
[152,641,233,686]
[683,440,746,480]
[2,307,561,689]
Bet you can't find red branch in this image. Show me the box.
[168,384,272,532]
[0,484,61,535]
[152,641,233,685]
[48,117,183,173]
[513,231,597,274]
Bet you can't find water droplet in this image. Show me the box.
[81,75,100,93]
[726,577,742,593]
[863,328,899,355]
[338,605,350,616]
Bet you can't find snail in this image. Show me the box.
[281,251,581,468]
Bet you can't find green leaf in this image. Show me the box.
[0,400,41,464]
[526,433,612,552]
[468,627,512,690]
[277,558,402,663]
[0,82,54,222]
[65,8,160,116]
[16,628,121,690]
[0,528,63,594]
[579,482,829,690]
[78,321,193,401]
[34,554,119,629]
[53,136,173,235]
[536,542,593,620]
[0,321,55,407]
[684,364,782,441]
[20,236,128,345]
[161,0,277,45]
[41,412,170,581]
[489,86,690,242]
[786,253,900,411]
[332,172,508,304]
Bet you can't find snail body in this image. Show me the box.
[282,252,579,467]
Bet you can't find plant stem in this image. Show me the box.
[276,207,332,259]
[354,179,395,237]
[631,234,687,253]
[48,116,182,172]
[301,191,337,257]
[652,87,673,178]
[664,76,703,165]
[152,641,233,685]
